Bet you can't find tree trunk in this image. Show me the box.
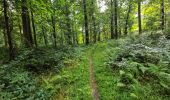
[31,11,37,47]
[114,0,118,39]
[110,0,114,39]
[3,0,14,60]
[65,0,72,45]
[138,0,142,34]
[19,22,23,46]
[51,15,57,47]
[124,2,131,35]
[98,25,101,41]
[3,28,8,47]
[42,25,48,47]
[21,0,34,47]
[83,0,89,45]
[161,0,165,30]
[91,0,97,43]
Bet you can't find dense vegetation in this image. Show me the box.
[0,0,170,100]
[105,32,170,99]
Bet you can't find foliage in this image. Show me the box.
[106,33,170,99]
[0,46,77,100]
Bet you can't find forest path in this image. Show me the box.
[89,45,100,100]
[53,42,115,100]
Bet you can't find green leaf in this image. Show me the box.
[130,93,138,98]
[117,82,126,87]
[119,70,125,75]
[160,82,170,89]
[139,66,149,73]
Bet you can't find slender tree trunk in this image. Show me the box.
[31,11,37,47]
[19,22,23,46]
[89,24,92,42]
[21,0,34,47]
[3,0,14,60]
[161,0,165,30]
[42,25,48,47]
[124,2,131,35]
[51,15,57,47]
[91,0,97,43]
[75,25,79,45]
[118,5,121,37]
[98,24,101,41]
[138,0,142,34]
[65,0,72,45]
[3,28,8,47]
[114,0,118,39]
[82,25,85,44]
[110,0,114,39]
[83,0,89,45]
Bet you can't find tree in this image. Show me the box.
[3,0,15,60]
[21,0,34,47]
[160,0,165,30]
[114,0,118,39]
[83,0,89,45]
[138,0,142,34]
[124,0,132,35]
[65,0,72,45]
[91,0,97,43]
[30,10,37,47]
[50,0,57,47]
[110,0,114,39]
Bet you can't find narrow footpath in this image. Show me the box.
[89,48,100,100]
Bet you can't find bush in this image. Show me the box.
[0,46,76,99]
[107,33,170,98]
[163,29,170,39]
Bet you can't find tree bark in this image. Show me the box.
[161,0,165,30]
[83,0,89,45]
[124,1,131,35]
[42,25,48,47]
[110,0,114,39]
[31,11,37,47]
[3,28,8,47]
[3,0,15,60]
[51,15,57,47]
[114,0,118,39]
[138,0,142,34]
[65,0,72,45]
[91,0,97,43]
[21,0,34,47]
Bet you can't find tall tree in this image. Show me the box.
[110,0,114,39]
[41,14,48,47]
[124,0,132,35]
[160,0,165,30]
[29,1,37,47]
[51,15,57,47]
[83,0,89,45]
[138,0,142,34]
[31,11,37,47]
[114,0,118,39]
[21,0,34,47]
[3,0,14,60]
[91,0,97,43]
[65,0,72,45]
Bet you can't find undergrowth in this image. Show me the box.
[0,46,78,100]
[106,32,170,99]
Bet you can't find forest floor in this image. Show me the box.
[50,41,118,100]
[51,34,170,100]
[1,33,170,100]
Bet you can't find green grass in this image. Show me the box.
[92,41,120,100]
[41,46,93,100]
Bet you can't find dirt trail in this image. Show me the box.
[89,51,100,100]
